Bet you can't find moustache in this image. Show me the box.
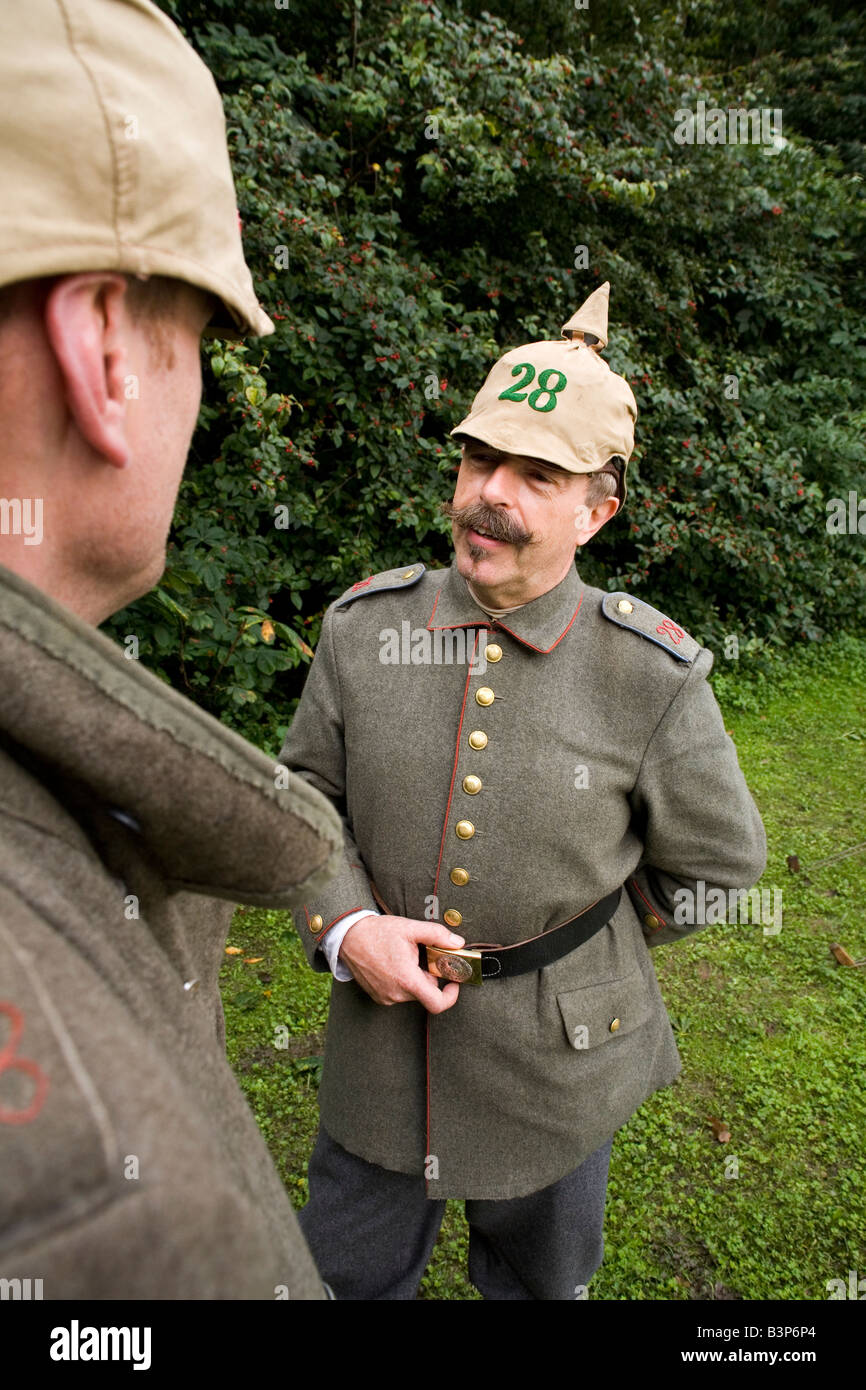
[440,500,532,548]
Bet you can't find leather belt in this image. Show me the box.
[420,886,622,986]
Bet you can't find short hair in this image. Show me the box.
[583,470,619,509]
[124,273,190,323]
[123,275,195,363]
[0,273,206,367]
[0,272,195,329]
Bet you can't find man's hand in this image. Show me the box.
[338,914,466,1013]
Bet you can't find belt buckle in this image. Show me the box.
[425,945,483,986]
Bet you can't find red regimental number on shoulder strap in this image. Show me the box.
[656,618,685,645]
[0,1002,50,1124]
[351,577,373,592]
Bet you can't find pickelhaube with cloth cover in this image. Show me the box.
[0,0,273,339]
[450,282,637,506]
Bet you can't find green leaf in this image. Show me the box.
[231,990,261,1011]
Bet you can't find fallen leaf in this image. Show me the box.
[786,854,800,874]
[224,946,243,955]
[262,989,272,998]
[708,1116,731,1143]
[261,620,275,644]
[244,956,265,964]
[829,943,866,967]
[831,943,855,966]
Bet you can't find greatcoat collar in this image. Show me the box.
[426,558,585,655]
[0,563,338,904]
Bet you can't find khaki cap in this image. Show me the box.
[451,282,637,503]
[0,0,273,338]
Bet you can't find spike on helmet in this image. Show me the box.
[561,280,610,349]
[450,281,637,507]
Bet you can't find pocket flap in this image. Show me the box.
[557,969,653,1051]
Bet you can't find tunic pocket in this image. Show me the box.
[556,968,653,1052]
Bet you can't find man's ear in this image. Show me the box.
[574,495,618,547]
[44,273,132,470]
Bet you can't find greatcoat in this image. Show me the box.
[0,564,341,1298]
[281,558,767,1201]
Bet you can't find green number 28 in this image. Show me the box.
[497,363,567,413]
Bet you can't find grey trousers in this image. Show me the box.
[299,1125,613,1300]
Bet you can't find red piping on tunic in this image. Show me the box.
[303,904,366,946]
[629,878,667,928]
[426,588,584,653]
[426,628,482,1196]
[424,1015,432,1196]
[495,593,583,654]
[431,629,480,904]
[426,589,492,633]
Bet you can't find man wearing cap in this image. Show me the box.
[0,0,341,1298]
[281,279,766,1300]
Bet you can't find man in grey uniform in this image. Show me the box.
[281,285,767,1299]
[0,0,340,1298]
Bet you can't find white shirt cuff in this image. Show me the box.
[318,909,378,982]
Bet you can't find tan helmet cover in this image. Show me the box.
[451,281,636,502]
[0,0,273,338]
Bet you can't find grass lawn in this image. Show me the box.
[220,636,866,1300]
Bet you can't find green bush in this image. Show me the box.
[107,1,866,748]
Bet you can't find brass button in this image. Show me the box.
[443,908,463,928]
[475,687,495,707]
[450,867,470,886]
[462,775,482,795]
[401,568,416,579]
[616,599,634,615]
[609,1017,621,1032]
[485,643,503,663]
[455,820,475,840]
[468,730,488,750]
[643,913,662,930]
[309,913,324,932]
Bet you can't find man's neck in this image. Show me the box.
[466,582,527,619]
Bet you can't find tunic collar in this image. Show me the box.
[427,559,584,655]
